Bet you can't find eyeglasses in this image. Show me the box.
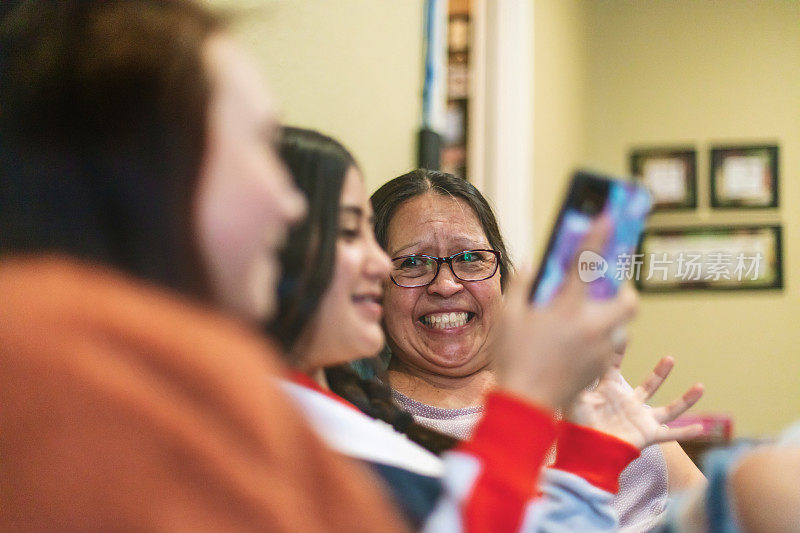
[390,249,501,288]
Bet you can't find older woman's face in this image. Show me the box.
[195,36,305,322]
[382,192,502,377]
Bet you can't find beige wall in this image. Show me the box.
[532,0,590,255]
[207,0,424,193]
[577,0,800,437]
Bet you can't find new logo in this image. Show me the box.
[578,250,608,282]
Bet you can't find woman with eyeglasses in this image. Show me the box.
[270,129,702,531]
[371,169,707,532]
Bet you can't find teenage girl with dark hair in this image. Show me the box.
[271,126,704,531]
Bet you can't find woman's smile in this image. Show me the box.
[418,311,474,330]
[382,192,502,375]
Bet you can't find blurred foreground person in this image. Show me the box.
[658,422,800,532]
[0,1,407,530]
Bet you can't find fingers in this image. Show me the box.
[580,215,613,256]
[634,356,675,402]
[615,283,639,324]
[615,338,628,357]
[595,363,622,389]
[584,283,639,335]
[652,383,705,424]
[656,423,705,444]
[561,216,613,301]
[504,264,535,311]
[611,326,628,354]
[610,349,625,370]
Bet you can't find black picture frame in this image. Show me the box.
[634,225,783,293]
[710,145,779,208]
[630,147,697,211]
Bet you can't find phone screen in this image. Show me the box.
[530,171,651,307]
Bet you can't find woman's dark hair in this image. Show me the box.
[271,127,457,454]
[270,127,356,353]
[371,169,513,290]
[0,0,222,298]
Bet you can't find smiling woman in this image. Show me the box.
[371,170,510,406]
[270,127,391,365]
[371,169,706,531]
[384,192,502,377]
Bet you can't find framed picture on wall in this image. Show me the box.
[634,225,783,292]
[630,148,697,210]
[710,145,778,208]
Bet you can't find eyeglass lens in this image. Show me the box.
[391,250,498,287]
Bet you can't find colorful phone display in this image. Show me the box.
[530,171,652,307]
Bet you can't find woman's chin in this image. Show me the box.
[418,350,485,375]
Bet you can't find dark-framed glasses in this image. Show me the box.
[390,249,501,288]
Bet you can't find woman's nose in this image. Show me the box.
[426,263,463,297]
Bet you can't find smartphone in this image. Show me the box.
[529,170,652,306]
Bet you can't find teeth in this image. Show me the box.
[422,312,469,329]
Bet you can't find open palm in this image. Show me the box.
[568,356,704,450]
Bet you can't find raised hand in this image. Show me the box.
[494,218,638,411]
[566,356,704,450]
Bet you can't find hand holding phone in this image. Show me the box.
[493,170,647,410]
[529,170,652,306]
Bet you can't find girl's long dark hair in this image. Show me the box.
[270,127,457,454]
[0,0,220,299]
[270,127,355,354]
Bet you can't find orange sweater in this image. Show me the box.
[0,256,407,532]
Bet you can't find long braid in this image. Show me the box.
[325,364,458,455]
